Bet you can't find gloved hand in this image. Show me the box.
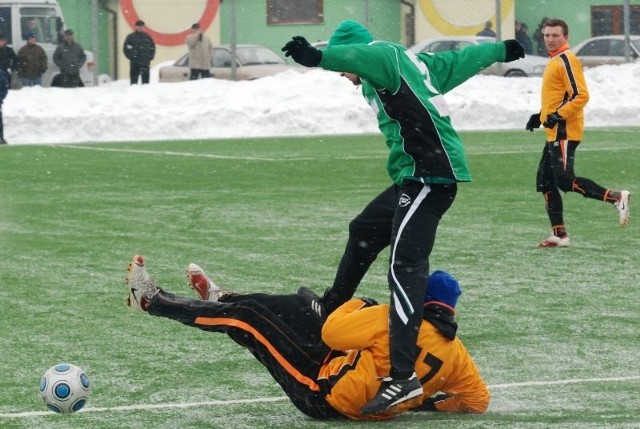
[503,39,525,62]
[281,36,322,67]
[525,113,541,131]
[543,112,563,128]
[360,297,379,308]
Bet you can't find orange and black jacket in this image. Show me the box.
[318,299,490,420]
[540,43,589,142]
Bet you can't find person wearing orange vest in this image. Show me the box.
[525,18,630,247]
[125,255,489,421]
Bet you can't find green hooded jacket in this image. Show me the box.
[320,21,507,184]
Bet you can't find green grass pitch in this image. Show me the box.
[0,128,638,428]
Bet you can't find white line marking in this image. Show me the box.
[56,144,382,160]
[2,375,639,419]
[0,396,288,418]
[489,375,640,389]
[55,142,638,162]
[57,145,283,161]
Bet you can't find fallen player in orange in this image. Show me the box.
[125,255,489,420]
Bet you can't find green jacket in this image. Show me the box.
[319,42,506,184]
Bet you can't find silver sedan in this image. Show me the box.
[159,44,306,82]
[572,35,640,68]
[408,36,548,77]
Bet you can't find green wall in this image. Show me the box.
[516,0,640,48]
[219,0,401,56]
[57,0,111,75]
[53,0,404,78]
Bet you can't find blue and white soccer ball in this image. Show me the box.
[39,363,91,413]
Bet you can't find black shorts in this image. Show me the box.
[536,140,580,193]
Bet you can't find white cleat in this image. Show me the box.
[187,263,223,302]
[538,234,571,248]
[614,190,631,227]
[125,255,158,311]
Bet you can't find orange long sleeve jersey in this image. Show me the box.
[318,300,489,420]
[541,44,589,142]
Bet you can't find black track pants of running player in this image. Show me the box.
[147,291,344,420]
[388,181,456,377]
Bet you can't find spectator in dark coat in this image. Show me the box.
[0,67,9,144]
[515,22,533,55]
[476,21,496,37]
[0,34,18,87]
[53,29,86,88]
[123,20,156,84]
[533,17,549,56]
[17,33,48,86]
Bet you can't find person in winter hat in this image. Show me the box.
[52,29,86,88]
[0,34,17,87]
[17,32,48,87]
[123,20,155,84]
[283,20,523,415]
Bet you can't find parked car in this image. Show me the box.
[408,36,548,77]
[572,35,640,68]
[311,40,328,49]
[158,44,305,82]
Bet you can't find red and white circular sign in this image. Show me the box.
[121,0,220,46]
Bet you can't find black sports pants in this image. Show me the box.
[130,62,150,84]
[190,69,211,80]
[147,291,344,419]
[328,181,457,377]
[537,140,611,227]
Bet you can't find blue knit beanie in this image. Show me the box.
[327,20,374,47]
[424,270,462,308]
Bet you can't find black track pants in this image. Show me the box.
[147,291,344,419]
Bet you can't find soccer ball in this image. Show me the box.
[39,363,91,413]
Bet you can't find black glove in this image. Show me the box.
[503,39,525,62]
[525,113,541,131]
[543,112,563,128]
[360,297,378,308]
[281,36,322,67]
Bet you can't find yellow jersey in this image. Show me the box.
[541,43,589,142]
[318,300,489,420]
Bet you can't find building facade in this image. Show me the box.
[56,0,640,82]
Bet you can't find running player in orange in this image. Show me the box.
[124,255,489,420]
[525,18,630,247]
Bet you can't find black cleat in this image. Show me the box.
[297,286,327,322]
[361,373,423,415]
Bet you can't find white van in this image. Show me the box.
[0,0,94,87]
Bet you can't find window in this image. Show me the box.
[608,39,626,56]
[20,7,62,44]
[591,5,640,36]
[212,49,233,68]
[267,0,323,25]
[577,39,610,56]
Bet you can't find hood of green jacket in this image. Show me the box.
[327,20,374,47]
